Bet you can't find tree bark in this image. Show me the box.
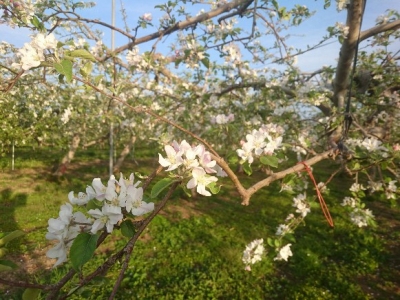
[332,0,365,110]
[53,134,81,176]
[113,134,136,174]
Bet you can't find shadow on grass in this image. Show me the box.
[0,188,27,235]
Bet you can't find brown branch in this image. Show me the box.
[46,232,108,299]
[360,19,400,41]
[1,70,24,93]
[0,278,52,291]
[100,0,251,61]
[217,0,254,23]
[108,181,180,299]
[56,15,136,41]
[216,80,296,98]
[243,150,333,205]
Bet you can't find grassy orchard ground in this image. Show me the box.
[0,145,400,299]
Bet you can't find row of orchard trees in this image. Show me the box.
[0,0,400,298]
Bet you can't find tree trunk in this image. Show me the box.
[113,134,137,174]
[329,0,365,148]
[333,0,365,110]
[53,134,81,176]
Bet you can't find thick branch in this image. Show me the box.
[360,19,400,41]
[101,0,250,61]
[216,80,296,98]
[332,0,365,110]
[242,150,333,205]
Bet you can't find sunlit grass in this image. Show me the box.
[0,146,399,299]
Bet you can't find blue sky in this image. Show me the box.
[1,0,399,72]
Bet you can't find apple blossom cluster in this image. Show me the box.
[46,173,154,267]
[126,46,151,71]
[336,0,350,11]
[237,123,285,164]
[335,22,350,39]
[211,113,235,125]
[341,183,375,227]
[46,203,92,267]
[1,0,36,27]
[142,13,152,22]
[222,43,241,66]
[274,243,293,262]
[158,140,226,196]
[292,193,311,217]
[206,16,238,41]
[291,135,309,161]
[12,33,58,71]
[242,238,265,271]
[242,192,311,270]
[346,137,389,157]
[385,180,398,200]
[271,194,311,262]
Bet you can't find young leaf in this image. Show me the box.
[0,264,12,272]
[121,220,135,238]
[54,60,73,82]
[151,178,175,198]
[69,49,96,61]
[0,230,24,246]
[70,233,98,271]
[31,16,45,31]
[86,199,103,210]
[201,58,210,69]
[260,155,279,168]
[208,182,221,195]
[80,62,93,77]
[284,234,296,243]
[0,259,18,272]
[22,288,40,300]
[242,162,253,176]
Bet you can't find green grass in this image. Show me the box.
[0,146,399,299]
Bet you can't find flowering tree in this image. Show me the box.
[0,0,399,298]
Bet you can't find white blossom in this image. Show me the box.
[242,238,265,269]
[274,243,293,261]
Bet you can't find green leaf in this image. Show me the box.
[31,16,45,31]
[70,233,98,271]
[67,286,81,296]
[22,288,40,300]
[0,259,18,272]
[151,178,175,198]
[174,58,182,67]
[72,2,85,9]
[69,49,96,61]
[54,60,73,82]
[0,264,12,272]
[121,220,135,238]
[58,74,65,84]
[242,162,252,176]
[201,58,210,69]
[79,62,93,77]
[0,230,24,246]
[267,238,275,247]
[284,234,296,243]
[86,199,103,210]
[94,75,103,85]
[207,182,220,195]
[260,155,279,168]
[228,155,239,165]
[324,0,331,9]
